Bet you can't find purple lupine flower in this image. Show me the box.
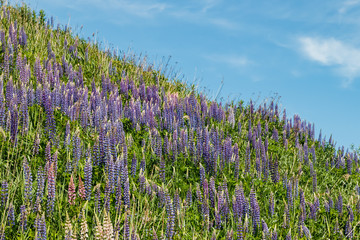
[123,178,130,209]
[23,156,33,204]
[199,163,205,185]
[234,155,240,180]
[336,194,343,214]
[7,204,15,227]
[35,213,47,240]
[115,177,122,213]
[287,180,293,209]
[35,167,45,207]
[301,224,311,239]
[123,212,130,240]
[186,187,192,208]
[165,192,175,239]
[346,155,352,175]
[95,185,101,213]
[272,231,278,240]
[72,132,81,171]
[249,188,260,235]
[272,128,278,142]
[237,217,244,240]
[20,205,28,232]
[92,138,100,166]
[345,219,353,239]
[10,106,19,145]
[324,201,330,212]
[84,158,92,200]
[215,208,221,229]
[262,219,270,238]
[270,156,279,184]
[47,163,56,215]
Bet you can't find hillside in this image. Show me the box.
[0,3,358,239]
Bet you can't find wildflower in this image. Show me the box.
[47,163,56,215]
[68,175,76,205]
[78,176,86,200]
[84,158,92,200]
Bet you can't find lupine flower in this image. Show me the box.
[35,213,47,240]
[84,158,92,200]
[78,176,86,200]
[64,212,72,240]
[47,163,56,215]
[237,217,243,240]
[124,212,130,240]
[186,187,192,207]
[20,205,28,232]
[35,167,45,205]
[249,188,260,235]
[131,153,137,178]
[72,132,82,171]
[7,204,15,227]
[199,163,205,185]
[23,156,33,204]
[272,128,278,142]
[336,194,343,214]
[301,224,312,239]
[272,231,277,240]
[286,232,291,240]
[94,214,104,240]
[102,210,113,240]
[262,219,269,238]
[68,175,76,205]
[95,185,101,213]
[165,192,175,239]
[345,219,353,239]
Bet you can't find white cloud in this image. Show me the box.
[299,36,360,87]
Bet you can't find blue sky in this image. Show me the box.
[13,0,360,149]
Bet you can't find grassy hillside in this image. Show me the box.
[0,2,358,239]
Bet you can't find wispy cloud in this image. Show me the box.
[338,0,360,14]
[66,0,168,18]
[299,36,360,87]
[200,0,221,13]
[208,17,239,30]
[205,54,251,68]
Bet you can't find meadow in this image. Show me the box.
[0,3,358,239]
